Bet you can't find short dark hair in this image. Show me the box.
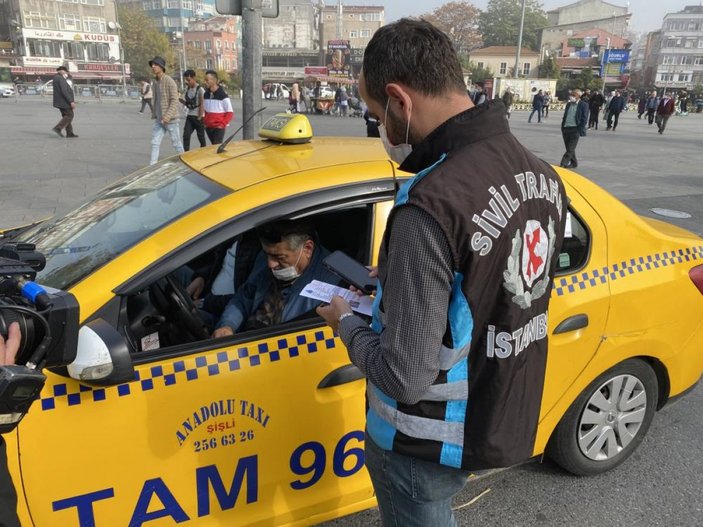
[257,220,315,250]
[362,18,466,104]
[205,69,218,79]
[183,69,196,78]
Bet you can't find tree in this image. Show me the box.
[466,61,494,83]
[479,0,548,51]
[118,7,175,83]
[539,55,560,79]
[421,1,482,57]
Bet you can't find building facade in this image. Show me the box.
[263,0,316,49]
[541,0,630,55]
[117,0,216,36]
[470,46,540,79]
[654,5,703,91]
[319,4,383,50]
[0,0,128,82]
[185,15,238,72]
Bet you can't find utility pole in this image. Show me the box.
[242,0,263,139]
[337,0,343,40]
[514,0,527,78]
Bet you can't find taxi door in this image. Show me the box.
[540,182,611,421]
[15,199,399,526]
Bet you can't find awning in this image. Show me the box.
[11,66,58,75]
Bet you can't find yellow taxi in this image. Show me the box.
[4,114,703,526]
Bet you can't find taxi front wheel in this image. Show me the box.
[546,359,658,476]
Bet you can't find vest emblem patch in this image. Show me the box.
[503,217,557,309]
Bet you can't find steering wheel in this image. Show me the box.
[149,274,210,341]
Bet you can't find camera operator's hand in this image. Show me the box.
[0,322,20,366]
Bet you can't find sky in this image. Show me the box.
[340,0,699,34]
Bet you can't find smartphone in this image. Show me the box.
[323,251,376,294]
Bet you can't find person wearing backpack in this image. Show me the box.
[179,70,206,151]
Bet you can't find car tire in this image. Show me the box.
[546,359,658,476]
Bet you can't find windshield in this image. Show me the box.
[17,160,229,290]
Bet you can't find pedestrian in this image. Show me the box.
[528,89,543,123]
[363,108,380,137]
[334,85,343,115]
[471,81,487,106]
[138,79,154,117]
[588,89,604,129]
[203,69,234,145]
[148,56,184,165]
[317,18,567,527]
[637,94,647,119]
[542,91,551,118]
[179,69,206,152]
[339,86,349,117]
[655,91,676,135]
[290,82,300,113]
[302,84,312,114]
[51,65,78,138]
[678,90,689,115]
[502,86,514,118]
[560,89,589,169]
[606,90,625,131]
[645,90,658,125]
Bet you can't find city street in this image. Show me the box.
[1,96,702,526]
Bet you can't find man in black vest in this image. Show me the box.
[51,65,78,138]
[318,18,567,526]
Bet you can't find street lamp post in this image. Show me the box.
[514,0,527,79]
[601,37,611,93]
[113,7,128,102]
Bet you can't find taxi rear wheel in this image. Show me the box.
[546,359,658,476]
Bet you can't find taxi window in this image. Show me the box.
[557,208,589,273]
[17,161,229,290]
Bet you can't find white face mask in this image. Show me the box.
[569,96,576,103]
[379,98,413,165]
[271,247,304,282]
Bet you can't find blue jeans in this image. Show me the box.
[151,119,184,165]
[365,435,470,527]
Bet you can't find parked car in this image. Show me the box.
[1,85,14,98]
[263,82,290,100]
[3,113,703,526]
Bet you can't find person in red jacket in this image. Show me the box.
[655,91,675,135]
[203,70,234,145]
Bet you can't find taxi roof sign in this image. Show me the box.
[259,113,313,144]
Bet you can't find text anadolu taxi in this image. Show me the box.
[4,114,703,526]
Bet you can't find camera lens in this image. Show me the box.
[0,300,40,365]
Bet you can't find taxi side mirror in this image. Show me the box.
[68,319,135,385]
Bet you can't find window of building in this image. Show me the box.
[194,40,202,49]
[168,0,179,8]
[523,62,530,76]
[216,40,221,49]
[688,21,699,31]
[659,73,674,82]
[499,62,507,75]
[695,56,703,65]
[59,14,82,31]
[205,40,212,50]
[83,17,107,34]
[662,55,674,65]
[62,41,84,60]
[361,13,381,22]
[28,39,62,58]
[668,22,684,31]
[698,40,703,49]
[477,61,484,69]
[678,73,690,82]
[24,11,57,29]
[681,55,693,65]
[86,42,110,61]
[81,0,105,5]
[360,29,370,38]
[349,30,358,38]
[685,39,695,48]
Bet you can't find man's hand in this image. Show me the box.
[70,102,76,109]
[317,296,353,334]
[349,266,378,294]
[212,326,234,339]
[0,322,20,366]
[161,118,170,125]
[186,277,205,300]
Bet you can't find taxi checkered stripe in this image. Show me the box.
[40,329,337,412]
[552,246,703,297]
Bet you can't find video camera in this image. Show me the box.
[0,242,79,433]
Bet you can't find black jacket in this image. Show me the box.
[52,73,74,109]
